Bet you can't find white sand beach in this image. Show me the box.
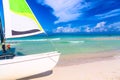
[19,50,120,80]
[31,57,120,80]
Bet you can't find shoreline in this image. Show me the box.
[57,49,120,67]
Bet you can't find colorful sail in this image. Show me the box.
[2,0,44,38]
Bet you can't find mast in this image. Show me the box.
[0,18,4,44]
[0,18,6,54]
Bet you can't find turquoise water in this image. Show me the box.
[1,35,120,56]
[51,35,120,55]
[54,37,120,55]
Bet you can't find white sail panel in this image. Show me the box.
[2,0,44,38]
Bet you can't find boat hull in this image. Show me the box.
[0,51,60,80]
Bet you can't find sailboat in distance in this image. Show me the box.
[0,0,60,79]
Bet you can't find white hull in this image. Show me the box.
[0,51,60,80]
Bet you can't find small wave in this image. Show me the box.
[49,38,61,41]
[69,41,85,44]
[6,39,47,42]
[6,41,19,46]
[6,38,61,42]
[9,43,19,46]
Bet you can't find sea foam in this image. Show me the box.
[68,41,85,44]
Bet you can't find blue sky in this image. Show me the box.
[1,0,120,34]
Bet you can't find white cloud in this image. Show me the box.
[83,26,92,32]
[37,0,90,24]
[54,25,80,33]
[91,21,120,32]
[92,21,107,32]
[95,21,106,28]
[53,21,120,33]
[95,9,120,19]
[108,22,120,31]
[54,22,107,33]
[83,21,107,32]
[84,27,91,32]
[109,22,120,28]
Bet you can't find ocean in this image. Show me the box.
[1,34,120,56]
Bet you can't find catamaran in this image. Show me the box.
[0,0,60,79]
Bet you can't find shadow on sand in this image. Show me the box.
[17,70,53,80]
